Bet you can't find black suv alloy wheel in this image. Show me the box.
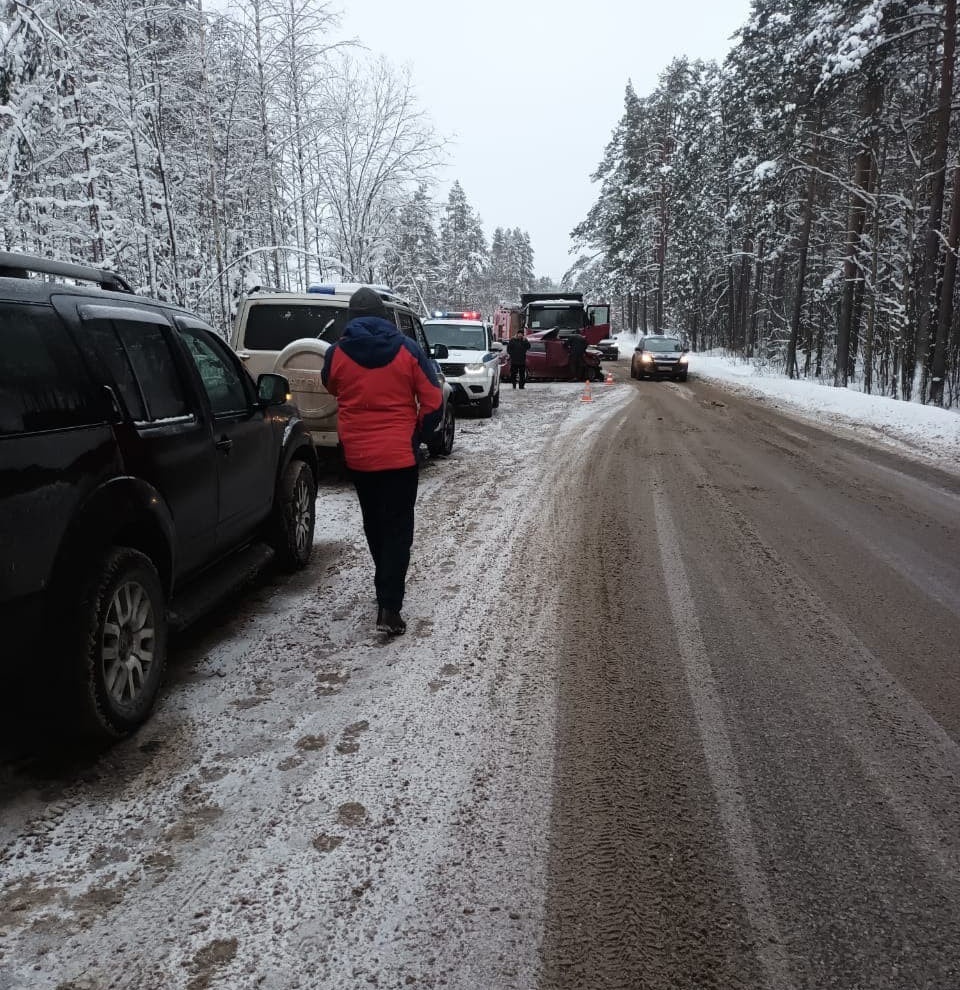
[73,548,168,738]
[271,458,317,569]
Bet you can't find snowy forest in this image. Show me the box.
[0,1,551,332]
[569,0,960,407]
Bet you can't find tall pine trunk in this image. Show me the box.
[787,122,820,378]
[749,236,763,360]
[252,0,281,286]
[915,0,956,398]
[930,153,960,405]
[123,25,157,296]
[198,0,226,323]
[835,75,881,387]
[862,134,888,394]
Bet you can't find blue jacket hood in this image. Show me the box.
[338,315,404,369]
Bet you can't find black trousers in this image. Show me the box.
[510,363,527,388]
[351,466,419,611]
[569,355,585,381]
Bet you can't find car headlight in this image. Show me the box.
[679,354,689,364]
[464,363,485,374]
[641,354,653,363]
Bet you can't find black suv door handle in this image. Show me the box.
[216,435,233,454]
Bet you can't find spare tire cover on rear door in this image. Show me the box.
[273,338,337,429]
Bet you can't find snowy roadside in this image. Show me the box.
[0,380,633,990]
[614,333,960,471]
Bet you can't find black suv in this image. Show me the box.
[0,253,318,738]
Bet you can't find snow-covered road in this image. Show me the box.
[3,366,960,990]
[0,379,633,990]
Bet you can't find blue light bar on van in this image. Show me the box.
[307,284,336,294]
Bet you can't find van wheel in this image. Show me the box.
[270,459,317,570]
[70,548,167,739]
[492,385,501,408]
[428,404,456,457]
[478,393,493,418]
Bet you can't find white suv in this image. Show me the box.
[232,284,456,457]
[421,313,505,418]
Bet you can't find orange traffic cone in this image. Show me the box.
[604,370,614,386]
[580,379,593,402]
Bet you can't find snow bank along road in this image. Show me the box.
[2,370,960,989]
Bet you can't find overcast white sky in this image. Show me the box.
[338,0,753,280]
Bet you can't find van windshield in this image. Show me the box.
[244,305,351,350]
[423,323,487,351]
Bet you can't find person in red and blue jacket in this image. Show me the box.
[321,288,443,636]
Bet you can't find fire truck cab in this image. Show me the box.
[519,292,611,347]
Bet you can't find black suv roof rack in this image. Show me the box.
[0,251,133,293]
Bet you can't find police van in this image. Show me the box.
[421,310,506,418]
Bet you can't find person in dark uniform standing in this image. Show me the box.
[506,329,531,389]
[566,329,588,382]
[321,288,442,636]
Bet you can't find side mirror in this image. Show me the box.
[634,346,643,353]
[431,343,449,359]
[490,341,504,352]
[257,373,289,406]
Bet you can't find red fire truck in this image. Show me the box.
[493,293,612,348]
[492,304,522,343]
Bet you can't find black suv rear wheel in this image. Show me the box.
[71,548,167,738]
[270,459,317,570]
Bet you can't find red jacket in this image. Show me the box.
[321,316,443,471]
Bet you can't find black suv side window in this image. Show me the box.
[177,325,250,417]
[82,313,191,422]
[116,319,191,421]
[0,303,104,436]
[83,319,147,420]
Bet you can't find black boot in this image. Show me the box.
[377,607,406,636]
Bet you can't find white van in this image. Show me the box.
[232,284,456,456]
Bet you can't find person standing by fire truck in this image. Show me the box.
[566,329,588,382]
[507,329,531,389]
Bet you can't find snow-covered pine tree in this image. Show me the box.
[438,180,487,308]
[386,183,442,310]
[575,0,960,406]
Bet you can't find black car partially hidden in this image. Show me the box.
[0,253,318,738]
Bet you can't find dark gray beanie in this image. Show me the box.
[348,287,388,320]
